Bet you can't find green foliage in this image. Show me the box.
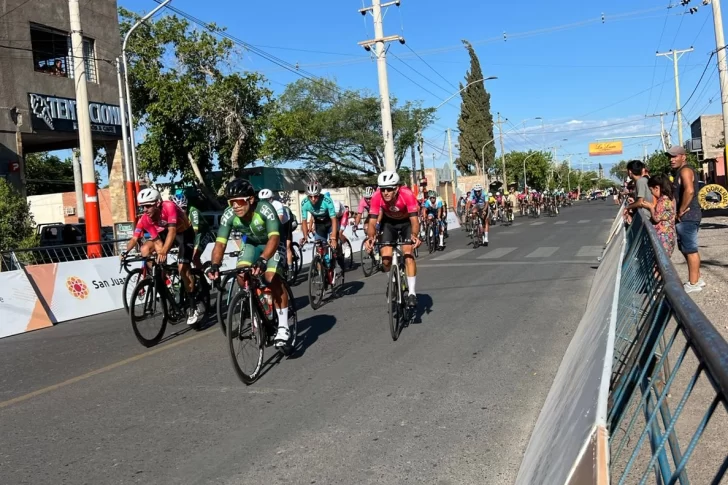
[610,160,628,180]
[455,41,495,176]
[0,179,38,252]
[503,150,553,191]
[263,78,435,175]
[644,150,700,176]
[119,8,273,189]
[25,153,75,196]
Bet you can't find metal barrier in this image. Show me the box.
[608,209,728,484]
[1,239,127,271]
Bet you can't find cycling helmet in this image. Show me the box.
[496,192,501,196]
[306,181,321,196]
[224,178,255,199]
[377,170,400,188]
[363,186,374,198]
[488,192,493,197]
[473,184,483,192]
[427,190,437,198]
[172,193,188,209]
[258,188,273,200]
[137,187,161,205]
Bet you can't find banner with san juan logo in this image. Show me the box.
[25,258,126,323]
[0,270,54,339]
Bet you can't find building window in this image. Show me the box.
[30,24,97,83]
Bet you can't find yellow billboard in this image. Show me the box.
[589,141,623,156]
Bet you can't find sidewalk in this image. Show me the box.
[670,211,728,340]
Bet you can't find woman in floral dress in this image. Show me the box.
[644,174,676,256]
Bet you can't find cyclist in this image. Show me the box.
[331,197,351,254]
[172,193,213,270]
[258,189,294,271]
[354,186,375,232]
[466,184,489,245]
[207,179,291,347]
[124,188,203,325]
[364,171,421,307]
[300,182,341,278]
[422,190,445,249]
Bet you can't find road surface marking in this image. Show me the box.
[602,218,615,222]
[526,247,559,258]
[511,222,523,226]
[419,260,596,268]
[432,249,474,261]
[578,220,590,224]
[477,247,517,259]
[0,330,212,410]
[555,221,568,225]
[576,246,603,258]
[530,222,546,226]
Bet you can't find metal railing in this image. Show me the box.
[608,209,728,484]
[1,239,129,272]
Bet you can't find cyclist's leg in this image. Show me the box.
[260,243,290,345]
[176,228,196,295]
[398,219,417,305]
[379,216,398,273]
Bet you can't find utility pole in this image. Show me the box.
[410,144,418,192]
[71,149,84,220]
[358,0,403,172]
[657,48,693,146]
[417,132,425,179]
[496,113,507,184]
[447,128,455,206]
[69,0,101,257]
[710,0,728,182]
[646,112,669,151]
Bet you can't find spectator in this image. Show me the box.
[667,146,704,293]
[51,59,66,77]
[643,174,676,257]
[624,160,652,224]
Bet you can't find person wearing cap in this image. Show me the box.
[667,145,705,293]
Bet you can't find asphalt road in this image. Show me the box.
[0,200,618,485]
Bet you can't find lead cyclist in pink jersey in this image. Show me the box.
[123,188,204,325]
[364,171,421,307]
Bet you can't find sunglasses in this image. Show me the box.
[380,187,396,193]
[229,197,252,207]
[141,204,156,211]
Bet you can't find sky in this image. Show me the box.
[115,0,725,178]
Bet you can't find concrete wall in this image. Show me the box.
[29,188,114,226]
[691,114,724,159]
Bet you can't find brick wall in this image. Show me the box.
[60,188,113,226]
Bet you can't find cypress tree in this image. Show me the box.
[456,40,495,176]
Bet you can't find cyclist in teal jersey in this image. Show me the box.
[300,182,342,277]
[172,193,213,269]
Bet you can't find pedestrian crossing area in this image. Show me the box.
[429,245,604,262]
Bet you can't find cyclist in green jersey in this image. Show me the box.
[207,179,291,347]
[172,193,213,269]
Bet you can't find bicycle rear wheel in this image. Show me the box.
[129,279,168,347]
[387,265,402,341]
[227,291,264,385]
[308,258,325,310]
[123,268,143,314]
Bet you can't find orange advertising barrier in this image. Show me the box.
[0,270,53,339]
[589,141,623,156]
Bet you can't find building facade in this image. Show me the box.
[689,114,726,186]
[0,0,130,222]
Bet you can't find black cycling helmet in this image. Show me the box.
[224,178,255,199]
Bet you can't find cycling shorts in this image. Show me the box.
[194,230,215,252]
[380,215,412,244]
[312,217,333,240]
[158,227,195,264]
[236,241,286,276]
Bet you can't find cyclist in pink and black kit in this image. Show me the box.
[354,186,374,236]
[123,187,203,325]
[364,171,421,307]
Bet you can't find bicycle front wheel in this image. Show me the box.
[387,266,402,341]
[123,268,143,314]
[308,258,325,310]
[361,244,376,277]
[227,291,264,385]
[216,273,239,336]
[129,278,167,347]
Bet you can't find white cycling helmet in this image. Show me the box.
[137,187,161,205]
[488,192,493,197]
[363,186,374,198]
[473,184,483,192]
[258,188,273,200]
[306,182,321,196]
[496,192,501,196]
[377,170,400,188]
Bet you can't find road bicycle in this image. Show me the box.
[128,252,211,347]
[307,239,345,310]
[221,266,297,384]
[469,210,486,248]
[361,241,383,277]
[120,253,146,314]
[376,240,416,341]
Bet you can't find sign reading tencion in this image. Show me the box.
[28,93,124,137]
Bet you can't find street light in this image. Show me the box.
[522,151,540,191]
[434,76,498,110]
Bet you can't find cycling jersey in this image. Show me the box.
[270,200,291,225]
[301,195,336,222]
[369,186,418,220]
[469,191,487,208]
[216,200,280,246]
[188,205,212,250]
[134,200,191,240]
[424,197,443,215]
[332,200,346,218]
[357,197,371,215]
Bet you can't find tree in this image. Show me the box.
[610,160,628,180]
[644,150,699,175]
[120,9,273,204]
[25,153,75,196]
[263,78,435,176]
[455,40,495,175]
[0,179,38,252]
[503,150,553,191]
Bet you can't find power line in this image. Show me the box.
[680,51,715,113]
[645,2,672,116]
[0,0,37,22]
[387,61,447,101]
[389,51,453,94]
[403,43,457,90]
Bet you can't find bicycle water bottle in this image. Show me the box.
[323,251,331,267]
[257,287,273,318]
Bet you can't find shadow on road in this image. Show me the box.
[412,293,433,324]
[700,222,728,230]
[288,314,337,359]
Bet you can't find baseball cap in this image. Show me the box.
[665,146,686,156]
